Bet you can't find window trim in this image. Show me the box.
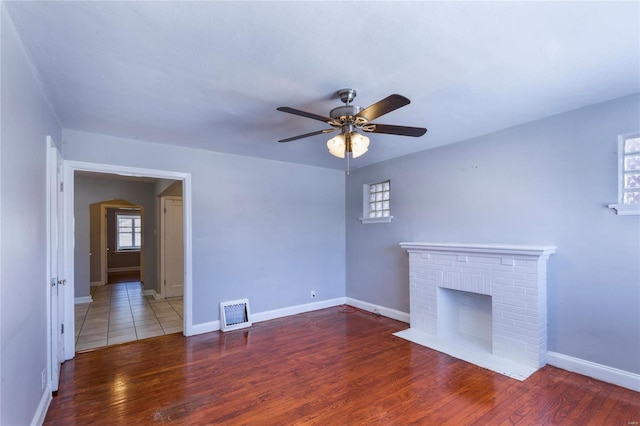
[116,212,142,252]
[609,132,640,215]
[359,179,394,224]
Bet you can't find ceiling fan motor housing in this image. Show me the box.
[331,88,363,121]
[330,104,363,120]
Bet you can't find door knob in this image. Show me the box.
[57,279,66,286]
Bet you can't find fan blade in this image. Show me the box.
[277,107,332,123]
[278,128,336,143]
[356,94,411,122]
[365,124,427,137]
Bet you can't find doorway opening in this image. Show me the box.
[90,200,145,287]
[62,161,192,360]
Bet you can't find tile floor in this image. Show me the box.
[74,282,183,352]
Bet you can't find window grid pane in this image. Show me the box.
[624,155,640,172]
[623,191,640,204]
[624,137,640,154]
[368,180,391,218]
[121,235,133,247]
[624,173,640,189]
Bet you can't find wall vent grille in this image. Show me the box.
[220,299,252,332]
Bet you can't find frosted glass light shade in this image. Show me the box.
[327,134,346,158]
[327,132,370,158]
[350,132,370,158]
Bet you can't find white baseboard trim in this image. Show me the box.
[31,385,52,426]
[547,351,640,392]
[106,266,140,273]
[90,281,102,287]
[251,297,346,324]
[188,298,347,336]
[74,296,93,304]
[188,297,411,337]
[346,297,410,323]
[141,289,162,300]
[189,320,220,336]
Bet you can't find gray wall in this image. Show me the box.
[74,176,156,297]
[346,93,640,374]
[0,4,63,425]
[155,178,181,196]
[63,129,346,325]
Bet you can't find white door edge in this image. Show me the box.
[46,136,63,391]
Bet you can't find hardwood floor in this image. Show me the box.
[45,306,639,425]
[106,271,140,284]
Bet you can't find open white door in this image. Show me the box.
[161,196,184,298]
[46,136,65,391]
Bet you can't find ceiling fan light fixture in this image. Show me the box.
[327,131,370,159]
[327,134,346,158]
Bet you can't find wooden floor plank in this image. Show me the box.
[45,307,640,425]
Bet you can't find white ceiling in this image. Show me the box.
[6,1,640,170]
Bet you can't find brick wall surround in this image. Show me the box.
[400,243,556,371]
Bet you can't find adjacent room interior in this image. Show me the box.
[1,1,638,425]
[74,173,185,350]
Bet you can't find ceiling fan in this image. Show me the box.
[277,89,427,161]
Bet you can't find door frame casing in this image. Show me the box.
[63,161,194,360]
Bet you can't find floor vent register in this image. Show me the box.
[220,299,252,332]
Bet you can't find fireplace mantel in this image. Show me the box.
[396,241,556,380]
[399,242,556,258]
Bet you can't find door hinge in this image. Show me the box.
[61,324,64,334]
[164,207,166,213]
[60,182,64,192]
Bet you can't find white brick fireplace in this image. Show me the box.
[396,242,556,380]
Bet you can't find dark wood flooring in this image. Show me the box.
[107,270,140,284]
[45,306,639,425]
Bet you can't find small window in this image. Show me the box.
[360,180,393,223]
[117,213,141,251]
[621,136,640,204]
[609,133,640,215]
